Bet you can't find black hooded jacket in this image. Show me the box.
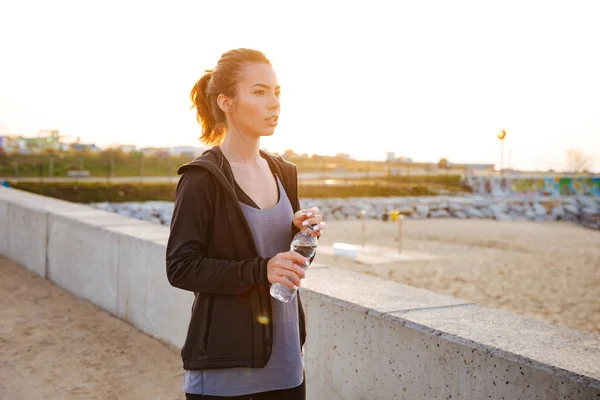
[166,147,307,370]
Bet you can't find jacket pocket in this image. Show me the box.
[203,294,253,361]
[201,294,214,355]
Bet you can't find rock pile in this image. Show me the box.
[90,195,600,230]
[92,201,175,226]
[299,195,599,229]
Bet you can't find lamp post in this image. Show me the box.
[360,209,367,248]
[497,129,506,177]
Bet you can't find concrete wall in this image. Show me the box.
[1,186,599,399]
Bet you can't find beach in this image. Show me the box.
[314,219,600,336]
[0,256,184,400]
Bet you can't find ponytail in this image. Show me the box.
[190,70,226,145]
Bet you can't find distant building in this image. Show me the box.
[119,145,137,153]
[0,130,74,154]
[139,147,168,156]
[385,152,413,163]
[0,136,30,154]
[70,143,101,153]
[169,146,206,157]
[458,163,495,171]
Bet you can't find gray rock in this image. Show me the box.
[550,206,565,220]
[449,202,465,212]
[415,205,430,216]
[453,211,467,219]
[532,202,547,216]
[161,211,172,225]
[580,206,599,229]
[91,193,600,229]
[464,207,484,218]
[472,198,492,208]
[489,202,511,220]
[429,201,449,210]
[341,205,358,216]
[332,210,345,220]
[581,206,599,215]
[132,209,153,221]
[494,213,513,221]
[509,203,525,213]
[564,204,579,215]
[524,208,536,220]
[489,203,509,214]
[430,209,451,218]
[509,211,527,220]
[578,197,597,209]
[116,208,133,218]
[480,208,493,219]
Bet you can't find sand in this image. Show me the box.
[314,218,600,336]
[0,256,185,400]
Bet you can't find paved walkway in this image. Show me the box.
[0,255,185,400]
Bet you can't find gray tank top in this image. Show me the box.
[183,176,304,396]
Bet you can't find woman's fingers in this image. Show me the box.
[277,262,303,288]
[286,250,309,268]
[267,251,308,287]
[277,253,306,287]
[301,214,323,227]
[295,207,321,220]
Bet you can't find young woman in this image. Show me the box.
[166,48,325,399]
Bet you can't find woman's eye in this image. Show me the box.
[275,92,281,97]
[254,90,266,95]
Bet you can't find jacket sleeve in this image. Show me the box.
[166,168,271,295]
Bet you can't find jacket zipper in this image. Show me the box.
[202,294,214,354]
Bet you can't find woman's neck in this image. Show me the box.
[220,127,262,165]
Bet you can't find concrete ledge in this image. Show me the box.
[0,198,7,255]
[301,266,600,398]
[8,202,48,277]
[47,212,122,314]
[302,262,472,314]
[115,228,191,349]
[1,186,599,399]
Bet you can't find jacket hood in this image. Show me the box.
[177,146,290,186]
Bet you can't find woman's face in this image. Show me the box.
[228,63,280,138]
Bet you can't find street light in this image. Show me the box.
[497,129,507,176]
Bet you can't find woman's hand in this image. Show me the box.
[292,207,326,237]
[267,251,308,289]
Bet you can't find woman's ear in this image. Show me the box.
[217,94,232,114]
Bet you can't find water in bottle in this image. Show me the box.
[270,225,318,303]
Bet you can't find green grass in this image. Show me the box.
[6,180,467,203]
[0,153,192,178]
[9,181,178,203]
[0,153,465,178]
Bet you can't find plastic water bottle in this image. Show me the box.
[270,225,318,303]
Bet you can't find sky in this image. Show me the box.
[0,0,599,172]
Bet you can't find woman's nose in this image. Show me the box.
[269,94,280,109]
